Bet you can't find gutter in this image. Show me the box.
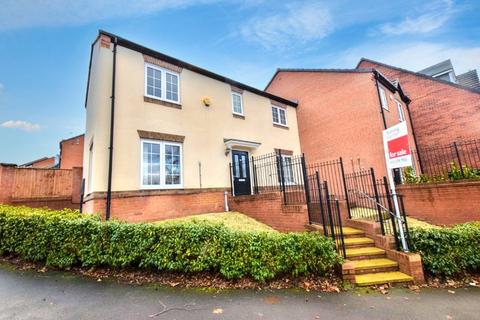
[105,36,118,220]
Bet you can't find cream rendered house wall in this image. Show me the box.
[85,40,301,193]
[83,39,113,194]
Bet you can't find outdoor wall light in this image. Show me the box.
[202,97,211,107]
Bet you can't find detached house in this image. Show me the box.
[266,69,419,180]
[82,31,301,221]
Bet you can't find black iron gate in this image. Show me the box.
[305,171,346,258]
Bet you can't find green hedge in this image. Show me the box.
[410,222,480,276]
[0,205,341,282]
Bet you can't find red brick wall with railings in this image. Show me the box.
[357,60,480,152]
[397,181,480,225]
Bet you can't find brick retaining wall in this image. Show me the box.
[228,192,309,232]
[397,180,480,225]
[83,188,227,222]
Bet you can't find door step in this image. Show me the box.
[355,271,413,286]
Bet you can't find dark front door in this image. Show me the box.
[232,150,251,195]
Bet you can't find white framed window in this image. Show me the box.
[379,86,389,111]
[231,92,244,115]
[145,63,180,104]
[140,139,183,189]
[272,105,287,126]
[396,100,406,122]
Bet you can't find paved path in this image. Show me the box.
[0,265,479,320]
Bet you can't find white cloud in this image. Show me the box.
[378,0,454,35]
[0,0,221,31]
[0,120,41,132]
[240,2,333,50]
[336,42,480,74]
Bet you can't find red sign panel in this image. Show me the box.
[387,135,411,159]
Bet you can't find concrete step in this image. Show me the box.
[351,258,399,274]
[341,227,365,238]
[346,247,385,260]
[343,237,375,248]
[355,271,413,286]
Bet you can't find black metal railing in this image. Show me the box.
[413,139,480,179]
[345,168,411,251]
[306,173,346,258]
[233,152,349,206]
[238,152,308,204]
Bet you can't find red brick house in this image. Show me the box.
[266,68,419,179]
[356,58,480,153]
[59,134,84,169]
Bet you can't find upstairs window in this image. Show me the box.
[396,100,406,122]
[145,63,180,103]
[272,105,287,126]
[379,86,389,111]
[231,92,244,115]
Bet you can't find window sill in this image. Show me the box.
[273,123,289,130]
[233,113,245,120]
[144,96,182,109]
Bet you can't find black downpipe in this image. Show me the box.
[105,37,117,220]
[405,101,424,173]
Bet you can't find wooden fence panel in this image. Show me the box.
[11,168,73,199]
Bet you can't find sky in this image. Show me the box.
[0,0,479,164]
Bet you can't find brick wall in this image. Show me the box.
[28,157,56,168]
[357,60,480,152]
[266,71,417,178]
[398,181,480,225]
[82,189,227,222]
[228,192,309,232]
[0,164,82,210]
[60,135,84,169]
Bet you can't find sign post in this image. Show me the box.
[382,122,411,252]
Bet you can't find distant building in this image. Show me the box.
[19,156,58,169]
[418,59,480,90]
[59,134,84,169]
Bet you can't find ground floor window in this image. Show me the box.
[281,155,295,184]
[141,139,183,189]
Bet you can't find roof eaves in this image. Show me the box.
[99,30,298,107]
[264,68,374,90]
[357,58,480,94]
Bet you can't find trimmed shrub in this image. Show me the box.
[410,222,480,276]
[0,205,341,282]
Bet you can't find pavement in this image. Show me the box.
[0,264,479,320]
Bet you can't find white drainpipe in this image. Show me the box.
[224,191,229,212]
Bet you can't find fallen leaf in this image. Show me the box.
[448,290,455,294]
[212,308,223,314]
